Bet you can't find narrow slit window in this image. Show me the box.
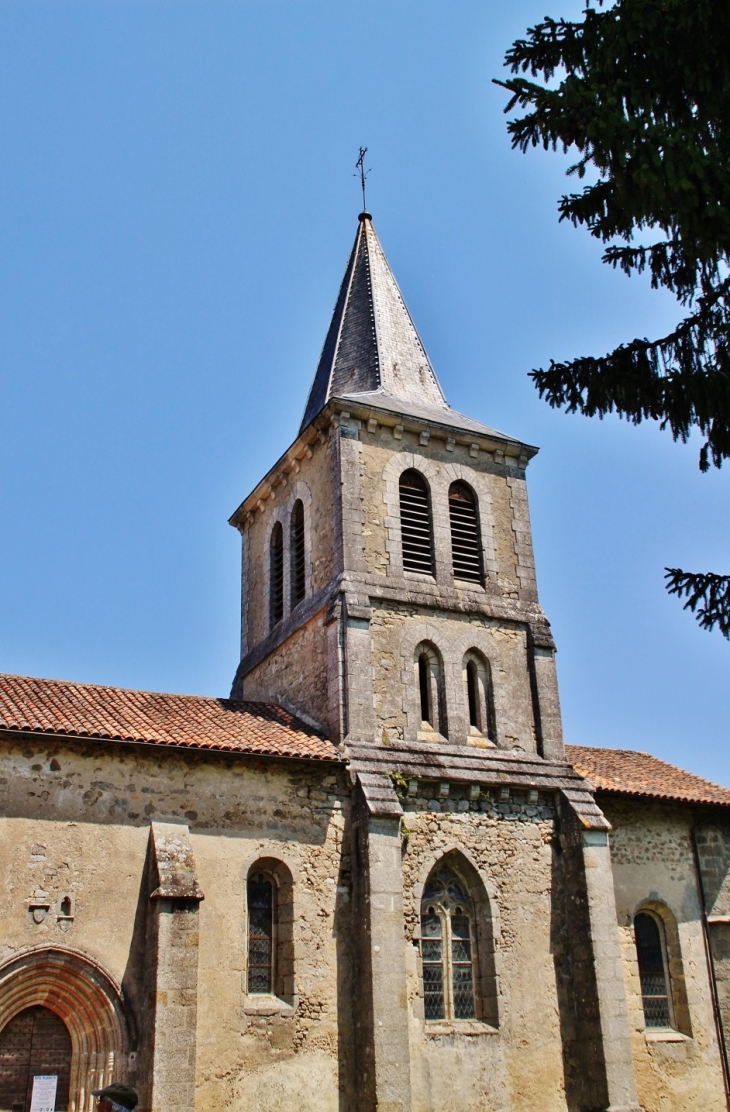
[399,470,434,575]
[466,661,479,729]
[248,873,275,994]
[269,522,284,628]
[419,653,432,726]
[463,651,496,742]
[448,482,482,584]
[290,499,306,608]
[635,912,672,1027]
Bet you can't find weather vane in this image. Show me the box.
[355,147,370,212]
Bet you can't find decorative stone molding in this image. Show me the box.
[0,946,133,1110]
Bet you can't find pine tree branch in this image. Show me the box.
[665,569,730,637]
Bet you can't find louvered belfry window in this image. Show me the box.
[449,482,482,584]
[399,469,434,575]
[290,499,306,608]
[269,521,284,628]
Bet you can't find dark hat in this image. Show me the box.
[91,1083,139,1109]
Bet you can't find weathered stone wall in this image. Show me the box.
[601,796,727,1112]
[241,431,338,654]
[357,429,534,601]
[369,602,537,751]
[241,611,331,734]
[398,788,568,1112]
[0,735,352,1112]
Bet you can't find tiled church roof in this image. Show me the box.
[299,213,508,440]
[0,673,340,762]
[567,744,730,808]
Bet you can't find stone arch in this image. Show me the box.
[631,898,692,1036]
[412,848,501,1027]
[0,946,133,1112]
[244,857,296,1006]
[447,627,520,750]
[264,504,288,631]
[440,460,498,586]
[382,453,448,584]
[398,622,447,741]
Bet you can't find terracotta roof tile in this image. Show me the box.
[566,744,730,808]
[0,673,341,763]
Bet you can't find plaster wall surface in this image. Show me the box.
[0,736,351,1112]
[602,797,727,1112]
[399,791,568,1112]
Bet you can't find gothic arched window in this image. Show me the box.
[415,641,447,737]
[421,864,476,1021]
[448,481,482,584]
[634,911,672,1028]
[399,470,434,575]
[463,650,496,742]
[290,499,306,608]
[248,871,276,994]
[269,521,284,629]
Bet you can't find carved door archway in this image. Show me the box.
[0,949,133,1112]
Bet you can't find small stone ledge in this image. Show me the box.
[645,1029,691,1044]
[242,994,297,1017]
[424,1020,498,1038]
[149,822,204,901]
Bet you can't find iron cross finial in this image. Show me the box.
[355,147,370,212]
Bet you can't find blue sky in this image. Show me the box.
[1,1,728,784]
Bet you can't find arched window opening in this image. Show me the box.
[414,642,446,738]
[245,859,295,1004]
[449,481,483,584]
[635,912,672,1028]
[462,651,496,742]
[399,470,434,575]
[269,522,284,629]
[418,653,433,726]
[248,872,276,994]
[290,499,306,608]
[0,1006,72,1112]
[466,661,479,729]
[420,865,476,1021]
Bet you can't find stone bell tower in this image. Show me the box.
[229,210,563,761]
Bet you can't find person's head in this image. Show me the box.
[91,1083,138,1112]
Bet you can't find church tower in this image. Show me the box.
[229,210,564,762]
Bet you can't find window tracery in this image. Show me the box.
[420,864,476,1021]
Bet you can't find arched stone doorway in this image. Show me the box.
[0,1005,72,1111]
[0,948,133,1112]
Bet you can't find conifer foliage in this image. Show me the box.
[497,0,730,637]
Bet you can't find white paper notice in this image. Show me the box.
[30,1074,58,1112]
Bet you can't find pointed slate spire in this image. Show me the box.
[300,213,450,433]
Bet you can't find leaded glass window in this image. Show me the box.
[420,864,476,1021]
[248,873,276,994]
[635,912,672,1027]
